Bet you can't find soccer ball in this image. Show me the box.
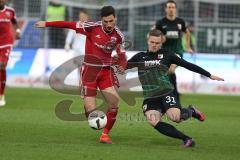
[88,110,107,130]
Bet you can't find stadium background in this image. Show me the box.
[6,0,240,95]
[1,1,240,160]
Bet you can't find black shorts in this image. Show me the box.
[142,91,180,114]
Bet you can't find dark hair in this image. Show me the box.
[165,0,177,8]
[148,29,163,37]
[80,9,88,15]
[100,6,115,17]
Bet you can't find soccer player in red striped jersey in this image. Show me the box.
[0,0,20,106]
[35,6,127,144]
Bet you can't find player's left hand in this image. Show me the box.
[15,28,21,39]
[210,75,224,81]
[116,66,125,75]
[34,21,46,28]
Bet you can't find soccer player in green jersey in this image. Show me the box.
[126,29,224,148]
[155,0,193,103]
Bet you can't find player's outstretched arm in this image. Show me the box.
[126,53,142,70]
[12,18,21,39]
[34,21,76,30]
[209,75,224,81]
[171,54,224,81]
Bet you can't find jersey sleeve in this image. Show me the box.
[10,9,17,24]
[115,27,127,69]
[169,54,211,77]
[155,20,166,34]
[181,18,187,32]
[127,53,143,69]
[46,21,77,30]
[45,21,96,35]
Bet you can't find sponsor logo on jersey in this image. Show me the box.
[5,11,11,17]
[94,42,105,49]
[105,40,117,53]
[0,18,10,22]
[94,40,117,53]
[144,60,161,67]
[110,36,117,42]
[166,31,179,39]
[96,34,101,38]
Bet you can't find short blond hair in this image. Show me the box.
[147,29,163,39]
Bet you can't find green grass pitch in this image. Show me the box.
[0,87,239,160]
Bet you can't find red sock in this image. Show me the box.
[103,108,118,135]
[0,70,6,95]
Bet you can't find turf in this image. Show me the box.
[0,87,239,160]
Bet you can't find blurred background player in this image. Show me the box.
[46,0,67,48]
[155,0,193,103]
[182,21,196,52]
[35,6,127,144]
[64,9,89,83]
[0,0,20,106]
[126,29,224,147]
[64,9,89,56]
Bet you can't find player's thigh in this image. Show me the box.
[145,110,162,127]
[166,107,181,123]
[99,68,120,107]
[142,97,164,126]
[168,64,177,74]
[161,92,181,122]
[101,86,120,107]
[98,68,119,90]
[84,96,96,112]
[80,66,99,97]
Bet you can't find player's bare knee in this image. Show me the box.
[102,90,120,107]
[172,117,181,123]
[145,110,161,127]
[107,98,119,108]
[108,106,118,113]
[147,119,160,127]
[168,114,181,123]
[106,95,120,108]
[166,108,181,123]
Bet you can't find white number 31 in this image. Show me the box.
[165,96,176,103]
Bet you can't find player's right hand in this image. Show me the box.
[116,66,125,75]
[186,47,194,55]
[210,75,224,81]
[15,30,21,39]
[34,21,46,28]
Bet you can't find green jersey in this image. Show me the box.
[127,49,211,99]
[156,17,187,57]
